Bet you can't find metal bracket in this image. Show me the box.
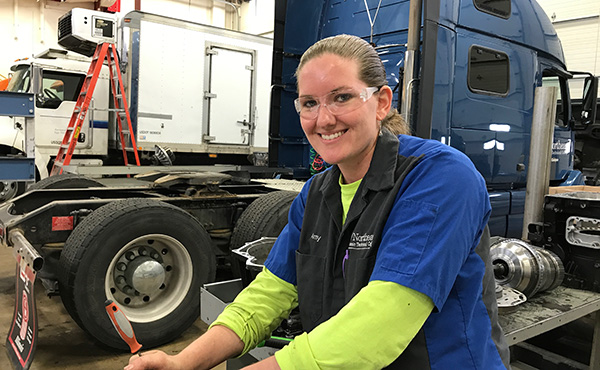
[0,157,35,181]
[206,48,218,56]
[203,135,216,142]
[566,216,600,249]
[10,230,44,271]
[497,285,527,311]
[204,92,217,99]
[0,91,35,117]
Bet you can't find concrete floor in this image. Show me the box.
[0,244,226,370]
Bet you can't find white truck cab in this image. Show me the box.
[1,49,110,182]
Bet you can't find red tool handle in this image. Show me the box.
[105,300,142,354]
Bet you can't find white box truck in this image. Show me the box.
[0,9,273,200]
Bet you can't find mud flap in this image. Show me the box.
[6,255,38,370]
[5,230,44,370]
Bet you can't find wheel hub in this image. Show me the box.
[125,257,166,294]
[0,181,18,200]
[106,234,193,323]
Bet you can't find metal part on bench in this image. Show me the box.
[566,216,600,249]
[497,285,527,313]
[491,239,564,298]
[232,237,277,271]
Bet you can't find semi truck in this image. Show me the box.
[2,0,599,363]
[0,9,273,202]
[270,0,597,239]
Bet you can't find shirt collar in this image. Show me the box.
[362,127,400,192]
[319,127,400,193]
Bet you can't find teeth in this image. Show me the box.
[321,131,344,140]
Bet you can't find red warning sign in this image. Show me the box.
[51,216,73,231]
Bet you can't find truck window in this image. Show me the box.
[542,75,569,127]
[37,70,85,109]
[468,46,509,96]
[473,0,511,19]
[6,65,31,93]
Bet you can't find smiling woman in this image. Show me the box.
[295,34,410,133]
[125,34,509,370]
[294,35,410,184]
[295,53,386,183]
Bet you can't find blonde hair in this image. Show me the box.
[296,34,410,135]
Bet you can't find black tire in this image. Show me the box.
[28,173,105,191]
[230,190,298,249]
[58,198,216,350]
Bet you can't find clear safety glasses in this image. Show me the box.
[294,86,380,120]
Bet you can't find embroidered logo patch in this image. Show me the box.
[349,233,374,249]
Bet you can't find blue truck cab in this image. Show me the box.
[269,0,596,237]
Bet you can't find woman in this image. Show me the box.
[126,34,509,370]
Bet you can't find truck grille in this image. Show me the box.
[58,12,72,40]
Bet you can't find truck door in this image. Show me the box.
[539,64,574,181]
[205,44,255,145]
[34,68,89,150]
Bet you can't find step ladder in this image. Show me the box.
[50,42,140,176]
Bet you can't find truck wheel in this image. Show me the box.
[58,198,216,349]
[230,190,298,249]
[0,181,26,202]
[28,173,105,190]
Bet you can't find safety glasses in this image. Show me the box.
[294,86,380,120]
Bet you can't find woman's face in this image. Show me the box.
[297,53,390,174]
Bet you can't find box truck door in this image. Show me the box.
[34,69,89,150]
[206,45,254,145]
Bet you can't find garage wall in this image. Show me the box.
[1,0,274,78]
[537,0,600,95]
[239,0,275,38]
[118,0,228,28]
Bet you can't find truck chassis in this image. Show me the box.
[0,172,298,351]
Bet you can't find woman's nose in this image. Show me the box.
[315,104,336,127]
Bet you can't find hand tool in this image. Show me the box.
[105,300,142,355]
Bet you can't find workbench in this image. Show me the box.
[203,281,600,368]
[499,286,600,369]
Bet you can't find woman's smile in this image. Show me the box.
[319,129,347,141]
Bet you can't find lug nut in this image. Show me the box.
[117,263,127,271]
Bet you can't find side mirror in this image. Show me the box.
[582,76,598,125]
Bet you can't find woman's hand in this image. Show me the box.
[124,350,184,370]
[122,325,244,370]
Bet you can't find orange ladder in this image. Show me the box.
[50,42,140,176]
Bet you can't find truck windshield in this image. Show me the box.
[6,65,31,93]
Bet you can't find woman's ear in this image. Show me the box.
[376,85,393,121]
